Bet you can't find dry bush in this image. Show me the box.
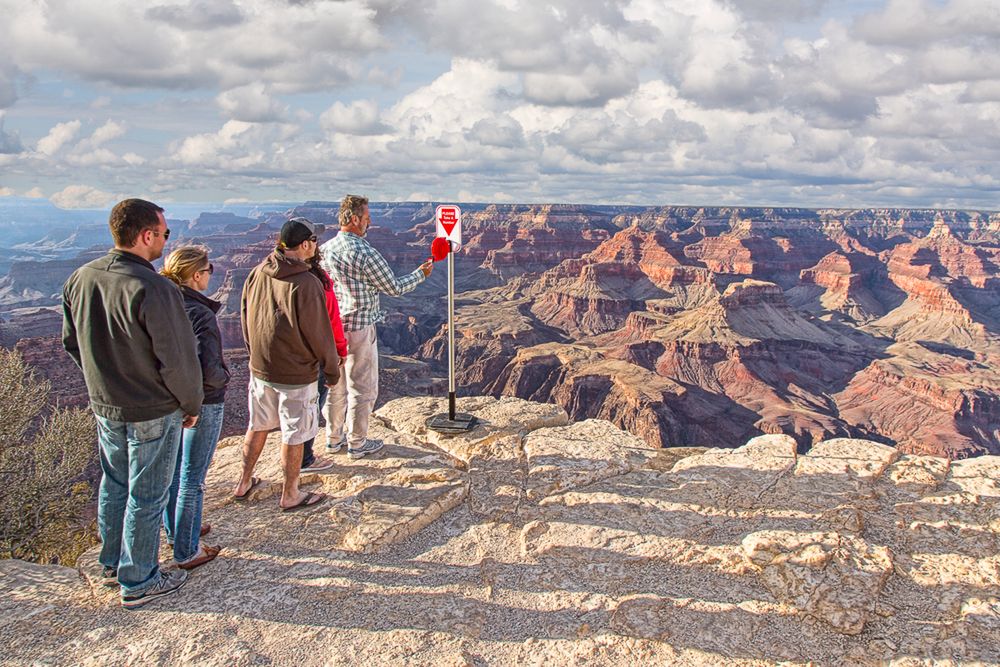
[0,348,97,564]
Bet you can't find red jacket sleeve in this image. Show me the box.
[324,271,348,359]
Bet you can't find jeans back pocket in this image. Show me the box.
[129,415,167,443]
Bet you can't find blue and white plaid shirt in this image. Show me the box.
[320,231,425,332]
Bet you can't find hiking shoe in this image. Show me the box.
[101,566,118,588]
[121,569,188,610]
[301,457,335,473]
[347,439,383,460]
[325,437,346,454]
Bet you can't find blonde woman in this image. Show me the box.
[160,246,229,569]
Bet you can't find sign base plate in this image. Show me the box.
[426,412,477,435]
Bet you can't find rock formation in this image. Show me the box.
[2,204,998,458]
[2,396,998,665]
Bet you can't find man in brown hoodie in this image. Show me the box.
[233,218,341,511]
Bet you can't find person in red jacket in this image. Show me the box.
[300,247,348,472]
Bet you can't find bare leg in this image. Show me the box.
[279,443,306,508]
[233,429,268,496]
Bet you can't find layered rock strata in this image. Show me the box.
[3,396,999,665]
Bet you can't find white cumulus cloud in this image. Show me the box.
[216,83,289,122]
[50,184,116,209]
[37,120,81,155]
[320,100,391,135]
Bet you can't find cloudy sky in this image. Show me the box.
[0,0,998,209]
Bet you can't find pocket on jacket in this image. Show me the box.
[129,415,166,443]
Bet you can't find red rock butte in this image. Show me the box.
[2,203,998,459]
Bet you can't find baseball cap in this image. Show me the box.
[279,217,321,248]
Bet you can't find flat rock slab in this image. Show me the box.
[949,455,1000,498]
[7,399,1000,666]
[467,434,526,518]
[769,438,900,520]
[0,560,85,628]
[885,455,951,494]
[742,530,893,635]
[665,434,798,510]
[376,396,569,463]
[203,424,466,553]
[524,419,657,501]
[796,438,900,481]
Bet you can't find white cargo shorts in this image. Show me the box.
[247,375,318,445]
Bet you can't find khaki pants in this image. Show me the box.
[324,325,378,448]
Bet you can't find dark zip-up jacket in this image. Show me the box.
[180,285,230,405]
[62,249,203,422]
[241,249,341,386]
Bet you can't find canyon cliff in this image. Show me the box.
[2,204,998,459]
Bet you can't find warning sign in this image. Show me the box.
[435,205,462,247]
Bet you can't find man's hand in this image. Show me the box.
[339,356,347,367]
[182,414,199,428]
[419,259,433,277]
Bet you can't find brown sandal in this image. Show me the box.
[279,491,327,512]
[233,476,262,500]
[177,544,222,570]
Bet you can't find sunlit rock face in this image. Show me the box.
[5,205,999,458]
[4,397,1000,665]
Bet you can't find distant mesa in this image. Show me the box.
[1,203,997,459]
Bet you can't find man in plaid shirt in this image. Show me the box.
[319,194,433,458]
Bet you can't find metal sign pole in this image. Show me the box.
[426,206,477,435]
[447,241,456,420]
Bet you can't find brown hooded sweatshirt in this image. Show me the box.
[241,249,341,386]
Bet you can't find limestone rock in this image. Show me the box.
[797,438,900,481]
[376,395,569,463]
[742,530,893,634]
[524,419,657,501]
[3,397,1000,665]
[203,423,466,553]
[0,560,84,627]
[886,455,951,494]
[667,433,798,510]
[467,434,525,518]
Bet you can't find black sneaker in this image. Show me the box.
[121,569,188,610]
[101,566,118,588]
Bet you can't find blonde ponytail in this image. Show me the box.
[161,245,210,286]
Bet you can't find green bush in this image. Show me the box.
[0,348,96,564]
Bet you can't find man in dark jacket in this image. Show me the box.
[233,218,341,511]
[62,198,203,609]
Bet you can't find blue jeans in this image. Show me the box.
[163,402,225,562]
[96,410,183,596]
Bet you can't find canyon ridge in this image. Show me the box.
[1,203,996,459]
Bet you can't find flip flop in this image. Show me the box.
[279,491,327,512]
[233,476,262,501]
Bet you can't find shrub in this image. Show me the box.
[0,348,96,564]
